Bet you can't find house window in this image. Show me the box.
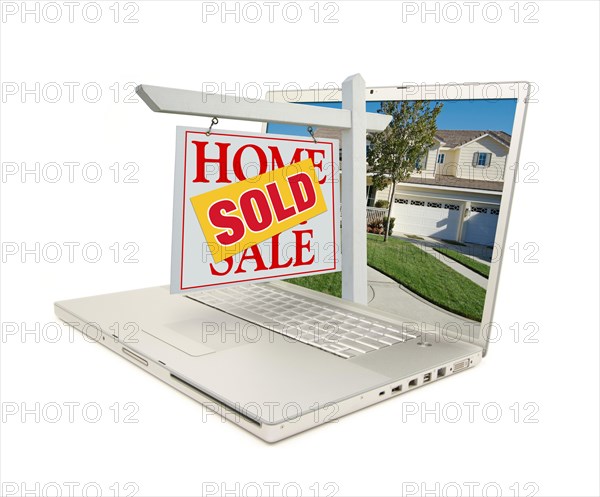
[415,154,427,171]
[437,153,445,164]
[473,152,491,167]
[366,185,376,207]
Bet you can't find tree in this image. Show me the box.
[367,101,443,241]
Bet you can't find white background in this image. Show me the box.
[1,1,598,496]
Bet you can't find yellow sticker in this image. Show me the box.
[190,158,327,263]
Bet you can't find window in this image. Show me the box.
[473,152,491,167]
[366,185,376,207]
[437,153,445,164]
[415,154,427,171]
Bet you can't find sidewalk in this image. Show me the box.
[391,235,489,289]
[366,266,480,336]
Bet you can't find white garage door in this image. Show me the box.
[463,204,500,246]
[391,197,461,240]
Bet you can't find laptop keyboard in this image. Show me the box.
[187,283,417,359]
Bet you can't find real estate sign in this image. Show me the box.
[171,127,340,293]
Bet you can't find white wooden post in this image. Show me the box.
[341,74,368,305]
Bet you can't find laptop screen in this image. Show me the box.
[264,86,526,347]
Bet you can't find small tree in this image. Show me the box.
[368,101,443,241]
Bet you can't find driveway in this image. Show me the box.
[391,234,491,289]
[367,266,480,339]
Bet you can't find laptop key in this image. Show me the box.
[382,329,407,342]
[335,349,358,359]
[338,340,374,354]
[355,337,385,349]
[375,335,401,345]
[320,342,345,353]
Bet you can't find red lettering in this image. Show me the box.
[209,256,234,276]
[233,144,268,180]
[234,244,268,274]
[305,149,327,185]
[293,227,315,266]
[208,199,245,245]
[288,172,317,213]
[268,146,304,170]
[207,230,314,276]
[265,182,296,222]
[239,189,273,232]
[192,141,231,183]
[270,233,293,269]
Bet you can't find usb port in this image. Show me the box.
[423,372,432,383]
[391,384,402,394]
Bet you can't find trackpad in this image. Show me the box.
[173,335,392,425]
[164,314,266,352]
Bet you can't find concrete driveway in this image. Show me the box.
[391,234,492,289]
[366,266,480,339]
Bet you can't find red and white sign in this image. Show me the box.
[171,126,340,293]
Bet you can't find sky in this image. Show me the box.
[267,98,518,137]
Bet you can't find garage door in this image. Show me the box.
[391,197,461,240]
[463,204,500,246]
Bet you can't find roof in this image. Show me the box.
[434,130,511,148]
[313,127,505,193]
[314,128,342,141]
[402,175,504,192]
[314,128,512,148]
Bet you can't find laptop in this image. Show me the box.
[54,81,530,442]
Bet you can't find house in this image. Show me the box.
[315,128,511,247]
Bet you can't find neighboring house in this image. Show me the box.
[315,128,511,246]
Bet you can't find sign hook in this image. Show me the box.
[307,126,317,143]
[206,117,219,136]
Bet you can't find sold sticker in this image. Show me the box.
[190,158,327,263]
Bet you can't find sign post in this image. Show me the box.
[136,74,391,305]
[341,74,368,304]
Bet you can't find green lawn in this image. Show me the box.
[287,271,342,298]
[285,234,485,321]
[433,247,490,279]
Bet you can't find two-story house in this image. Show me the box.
[316,128,511,247]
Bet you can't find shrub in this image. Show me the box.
[383,216,395,236]
[374,200,389,209]
[366,216,395,236]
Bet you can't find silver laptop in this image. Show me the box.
[54,81,530,442]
